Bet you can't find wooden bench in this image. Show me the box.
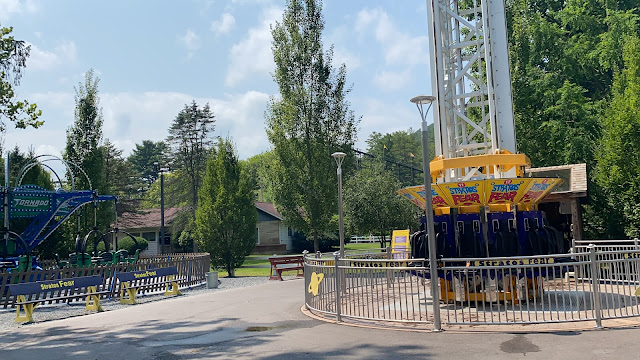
[8,275,106,323]
[116,266,182,304]
[268,255,304,280]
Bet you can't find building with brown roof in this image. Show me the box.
[254,202,294,254]
[116,202,294,255]
[116,207,186,255]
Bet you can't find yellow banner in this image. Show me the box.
[398,178,562,210]
[391,229,410,260]
[397,185,453,210]
[440,181,485,207]
[485,178,530,205]
[515,178,563,205]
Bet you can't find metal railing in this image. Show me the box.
[304,246,640,329]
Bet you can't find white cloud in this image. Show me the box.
[0,0,38,22]
[355,8,428,66]
[332,47,361,71]
[100,91,273,159]
[225,6,281,87]
[7,90,273,176]
[178,29,200,59]
[26,41,77,71]
[372,70,410,92]
[211,13,236,34]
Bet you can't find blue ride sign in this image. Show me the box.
[116,267,179,282]
[8,275,104,296]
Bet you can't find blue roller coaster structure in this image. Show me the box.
[1,154,117,271]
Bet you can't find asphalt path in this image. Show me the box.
[1,278,640,359]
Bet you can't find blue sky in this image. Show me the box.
[2,0,433,162]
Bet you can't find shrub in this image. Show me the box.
[291,231,340,253]
[116,236,149,253]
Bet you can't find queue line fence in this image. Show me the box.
[304,246,640,329]
[0,253,210,308]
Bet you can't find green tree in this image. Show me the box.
[267,0,359,252]
[365,128,432,187]
[2,146,53,189]
[0,25,42,134]
[64,69,109,234]
[127,140,169,188]
[195,138,257,276]
[595,36,640,238]
[103,139,140,198]
[343,162,419,248]
[506,0,639,238]
[65,69,104,190]
[243,151,277,203]
[166,101,215,209]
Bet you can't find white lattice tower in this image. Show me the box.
[425,0,518,182]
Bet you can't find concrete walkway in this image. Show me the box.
[1,278,640,359]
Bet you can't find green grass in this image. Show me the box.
[240,255,271,267]
[213,254,272,278]
[216,267,271,278]
[344,242,385,251]
[212,245,384,278]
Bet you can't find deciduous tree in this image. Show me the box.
[595,36,640,238]
[267,0,359,251]
[343,162,419,248]
[64,69,109,233]
[195,138,257,276]
[0,25,42,135]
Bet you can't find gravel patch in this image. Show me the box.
[0,276,287,331]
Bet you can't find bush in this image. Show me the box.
[291,231,340,253]
[116,236,149,253]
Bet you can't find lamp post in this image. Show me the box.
[154,162,169,255]
[332,152,347,259]
[410,94,441,332]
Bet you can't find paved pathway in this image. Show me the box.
[1,278,640,359]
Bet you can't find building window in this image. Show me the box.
[255,227,260,244]
[142,231,156,242]
[287,227,293,237]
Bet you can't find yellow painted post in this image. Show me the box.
[120,282,138,304]
[85,286,104,311]
[15,295,36,323]
[164,275,182,296]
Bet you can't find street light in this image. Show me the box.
[410,94,442,332]
[332,152,347,259]
[154,162,169,255]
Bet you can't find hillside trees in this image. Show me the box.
[243,151,277,203]
[343,162,419,248]
[127,140,169,188]
[365,129,433,187]
[507,0,639,238]
[595,36,640,238]
[267,0,359,252]
[195,139,256,276]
